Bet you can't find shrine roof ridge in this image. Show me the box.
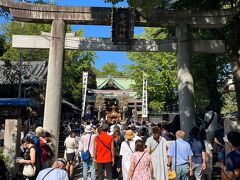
[0,0,239,28]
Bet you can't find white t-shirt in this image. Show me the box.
[36,168,69,180]
[64,136,77,153]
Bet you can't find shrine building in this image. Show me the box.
[86,75,142,121]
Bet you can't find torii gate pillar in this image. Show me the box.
[176,24,196,136]
[43,20,66,156]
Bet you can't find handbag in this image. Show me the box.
[81,133,92,161]
[168,140,177,180]
[97,136,111,151]
[23,164,36,177]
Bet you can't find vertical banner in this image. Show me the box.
[81,71,88,118]
[142,72,148,118]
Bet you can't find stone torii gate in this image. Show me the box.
[0,0,238,155]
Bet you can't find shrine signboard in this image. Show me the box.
[111,7,134,44]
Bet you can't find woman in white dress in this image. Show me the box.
[120,130,136,180]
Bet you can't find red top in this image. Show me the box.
[39,138,48,163]
[95,132,113,163]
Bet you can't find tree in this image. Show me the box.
[106,0,240,116]
[96,63,124,77]
[0,21,51,62]
[63,30,97,106]
[125,28,178,112]
[0,20,97,106]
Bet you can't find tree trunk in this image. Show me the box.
[205,54,222,114]
[227,10,240,119]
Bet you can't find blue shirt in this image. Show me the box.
[226,149,240,171]
[36,168,69,180]
[187,137,205,164]
[226,149,240,180]
[168,139,193,166]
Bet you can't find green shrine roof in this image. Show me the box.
[97,75,134,90]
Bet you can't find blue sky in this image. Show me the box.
[59,0,143,71]
[0,0,144,71]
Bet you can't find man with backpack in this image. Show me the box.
[80,125,96,180]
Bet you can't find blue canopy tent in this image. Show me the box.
[0,98,36,106]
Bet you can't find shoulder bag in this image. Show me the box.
[150,136,162,154]
[131,152,146,178]
[97,136,111,151]
[42,168,55,180]
[126,141,134,153]
[81,133,92,161]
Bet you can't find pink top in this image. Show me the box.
[81,133,96,157]
[130,152,152,180]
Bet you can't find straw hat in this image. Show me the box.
[125,130,135,140]
[84,125,92,133]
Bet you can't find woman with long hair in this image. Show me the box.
[127,139,154,180]
[112,125,124,179]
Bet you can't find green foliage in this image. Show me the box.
[63,29,97,106]
[96,63,124,77]
[221,92,238,114]
[0,21,51,62]
[125,27,177,112]
[0,149,10,170]
[0,21,97,106]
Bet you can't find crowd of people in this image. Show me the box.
[64,118,240,180]
[2,117,240,180]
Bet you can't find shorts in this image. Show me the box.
[66,152,75,161]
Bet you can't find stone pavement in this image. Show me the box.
[73,163,84,180]
[73,162,92,180]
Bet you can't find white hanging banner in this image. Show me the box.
[142,72,148,118]
[81,71,88,118]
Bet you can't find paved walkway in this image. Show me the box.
[73,163,84,180]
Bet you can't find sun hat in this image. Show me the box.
[56,158,66,165]
[84,125,92,133]
[125,130,135,140]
